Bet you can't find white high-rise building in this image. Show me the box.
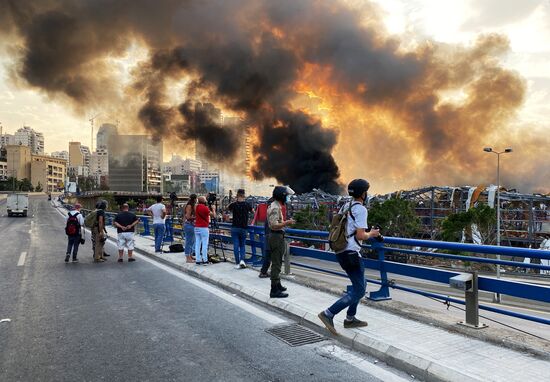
[14,126,44,154]
[51,151,69,161]
[0,133,15,147]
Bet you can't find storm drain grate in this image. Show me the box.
[265,323,326,347]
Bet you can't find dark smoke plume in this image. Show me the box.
[1,0,548,193]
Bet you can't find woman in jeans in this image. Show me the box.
[183,194,197,263]
[194,196,215,265]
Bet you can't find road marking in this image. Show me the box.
[134,253,286,325]
[17,252,27,266]
[318,344,411,381]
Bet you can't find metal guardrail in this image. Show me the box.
[74,206,550,326]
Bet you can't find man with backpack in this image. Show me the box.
[64,203,84,263]
[318,179,380,334]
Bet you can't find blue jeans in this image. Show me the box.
[231,227,247,264]
[184,222,195,256]
[194,227,209,263]
[153,223,166,252]
[327,251,366,317]
[66,235,81,257]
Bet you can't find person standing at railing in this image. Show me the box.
[146,195,167,254]
[318,179,380,334]
[267,186,295,298]
[194,196,215,265]
[92,200,108,263]
[184,194,197,263]
[113,203,140,263]
[227,189,254,269]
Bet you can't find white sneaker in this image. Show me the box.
[239,260,247,269]
[234,264,241,269]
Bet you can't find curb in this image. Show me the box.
[130,245,484,382]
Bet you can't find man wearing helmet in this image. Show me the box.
[318,179,380,334]
[266,186,295,298]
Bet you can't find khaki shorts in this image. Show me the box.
[117,232,135,250]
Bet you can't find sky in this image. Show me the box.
[0,0,549,193]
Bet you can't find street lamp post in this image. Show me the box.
[483,147,512,303]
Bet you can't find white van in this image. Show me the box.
[7,193,29,217]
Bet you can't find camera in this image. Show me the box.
[367,224,384,242]
[207,192,217,206]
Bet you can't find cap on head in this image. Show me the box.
[347,179,370,198]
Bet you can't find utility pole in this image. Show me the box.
[483,147,513,303]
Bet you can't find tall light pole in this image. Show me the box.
[483,147,512,303]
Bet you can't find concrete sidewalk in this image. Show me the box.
[104,225,550,382]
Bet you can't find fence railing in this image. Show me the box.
[77,207,550,326]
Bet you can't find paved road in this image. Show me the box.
[0,197,412,382]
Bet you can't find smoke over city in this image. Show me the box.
[1,0,548,193]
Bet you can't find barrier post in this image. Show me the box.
[459,272,488,329]
[284,240,291,275]
[368,241,392,301]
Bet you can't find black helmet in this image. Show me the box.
[272,185,295,203]
[96,199,108,210]
[348,179,370,198]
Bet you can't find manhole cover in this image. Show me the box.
[265,323,326,347]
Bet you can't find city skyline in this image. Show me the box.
[1,1,549,194]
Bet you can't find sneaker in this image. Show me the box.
[343,317,368,329]
[239,260,247,269]
[118,258,124,263]
[128,258,136,262]
[72,258,79,263]
[103,252,110,257]
[258,272,270,278]
[93,259,105,263]
[65,255,70,263]
[234,264,242,269]
[318,311,338,335]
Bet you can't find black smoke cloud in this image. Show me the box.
[0,0,545,193]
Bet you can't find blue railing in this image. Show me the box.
[85,208,550,326]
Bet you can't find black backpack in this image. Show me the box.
[65,212,81,236]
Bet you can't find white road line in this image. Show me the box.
[318,345,411,382]
[135,253,286,325]
[17,252,27,267]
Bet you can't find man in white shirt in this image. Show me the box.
[318,179,380,334]
[64,203,85,263]
[147,195,167,253]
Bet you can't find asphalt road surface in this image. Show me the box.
[0,196,412,382]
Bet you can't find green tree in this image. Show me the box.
[99,193,117,211]
[292,204,330,231]
[441,204,497,244]
[126,198,137,210]
[368,198,420,238]
[19,178,34,192]
[35,182,43,192]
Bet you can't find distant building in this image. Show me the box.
[68,165,90,179]
[108,135,162,193]
[69,142,91,168]
[0,133,15,147]
[6,145,32,180]
[96,123,118,150]
[31,154,66,192]
[51,150,69,161]
[14,126,44,155]
[163,155,202,175]
[90,148,108,182]
[0,161,7,180]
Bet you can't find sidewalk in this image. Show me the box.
[106,225,550,382]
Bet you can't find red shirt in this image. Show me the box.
[195,204,210,228]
